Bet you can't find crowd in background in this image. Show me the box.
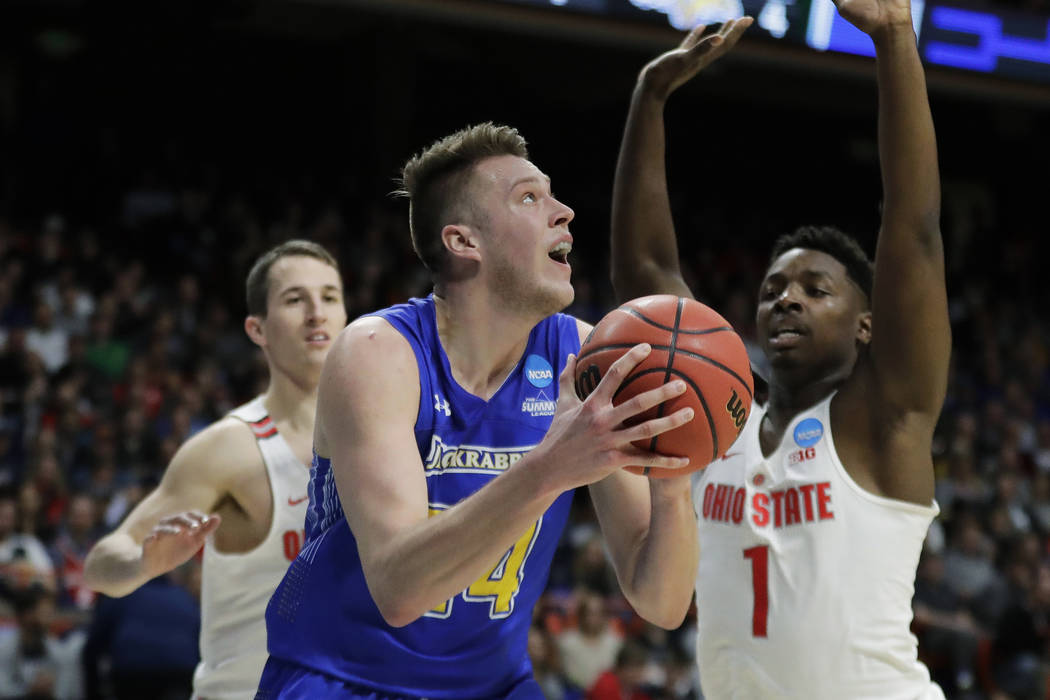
[0,0,1048,695]
[0,154,1046,699]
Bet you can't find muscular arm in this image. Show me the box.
[82,420,252,596]
[610,79,693,302]
[867,22,950,416]
[327,317,695,627]
[578,320,698,629]
[611,20,752,303]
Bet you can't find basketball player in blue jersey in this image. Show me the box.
[610,4,949,698]
[84,240,347,699]
[258,123,701,698]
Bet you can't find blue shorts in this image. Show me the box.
[255,656,545,700]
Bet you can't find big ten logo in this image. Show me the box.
[575,364,601,399]
[788,447,816,465]
[726,389,746,430]
[282,529,306,561]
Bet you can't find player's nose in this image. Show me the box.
[773,284,804,312]
[305,294,328,324]
[550,197,574,229]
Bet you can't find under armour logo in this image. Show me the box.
[434,394,451,417]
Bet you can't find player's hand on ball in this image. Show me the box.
[639,17,753,101]
[142,510,221,578]
[537,344,694,491]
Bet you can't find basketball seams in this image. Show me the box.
[620,306,733,336]
[616,368,719,465]
[642,298,685,475]
[575,294,754,476]
[579,342,753,402]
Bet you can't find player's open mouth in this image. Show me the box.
[548,240,571,265]
[306,332,330,345]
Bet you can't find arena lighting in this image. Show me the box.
[495,0,1050,83]
[806,0,1050,83]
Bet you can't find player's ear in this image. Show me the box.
[245,315,266,348]
[856,310,872,346]
[442,224,481,264]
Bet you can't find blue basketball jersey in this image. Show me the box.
[264,295,579,699]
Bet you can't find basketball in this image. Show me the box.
[574,295,754,477]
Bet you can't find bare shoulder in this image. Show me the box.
[324,316,418,384]
[166,415,263,490]
[315,315,420,455]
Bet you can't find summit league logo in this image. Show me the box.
[522,354,557,417]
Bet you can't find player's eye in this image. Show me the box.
[522,193,536,204]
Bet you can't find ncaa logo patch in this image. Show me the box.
[524,354,554,388]
[793,418,824,448]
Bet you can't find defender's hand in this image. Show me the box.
[639,17,754,102]
[834,0,914,38]
[141,510,221,579]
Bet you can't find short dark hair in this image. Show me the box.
[397,123,529,277]
[769,225,873,301]
[245,240,340,317]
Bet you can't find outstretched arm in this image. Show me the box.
[844,0,950,417]
[82,422,243,596]
[611,19,752,303]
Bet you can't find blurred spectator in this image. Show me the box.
[0,585,85,699]
[943,514,1001,606]
[83,312,128,382]
[991,562,1050,698]
[45,270,94,340]
[25,301,69,375]
[82,568,200,700]
[529,623,576,700]
[1028,471,1050,534]
[587,640,652,700]
[912,549,981,695]
[0,493,56,594]
[559,591,623,692]
[48,494,101,612]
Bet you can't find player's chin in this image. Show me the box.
[546,283,574,315]
[766,346,803,368]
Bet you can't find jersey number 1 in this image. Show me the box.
[743,545,769,637]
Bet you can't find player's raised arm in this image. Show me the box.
[611,18,752,302]
[82,423,244,597]
[324,317,695,627]
[843,0,950,415]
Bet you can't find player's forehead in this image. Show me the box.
[268,255,342,295]
[472,155,549,194]
[762,248,848,285]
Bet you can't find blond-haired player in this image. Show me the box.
[84,239,347,699]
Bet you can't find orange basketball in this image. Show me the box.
[574,295,754,477]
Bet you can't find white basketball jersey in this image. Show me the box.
[193,397,310,699]
[691,392,944,700]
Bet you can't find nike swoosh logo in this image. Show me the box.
[288,496,309,506]
[721,452,742,461]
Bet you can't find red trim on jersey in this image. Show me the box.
[250,416,278,439]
